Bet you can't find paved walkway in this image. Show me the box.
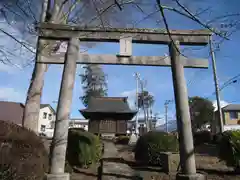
[102,141,140,180]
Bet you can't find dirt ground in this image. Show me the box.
[116,144,240,180]
[43,137,240,180]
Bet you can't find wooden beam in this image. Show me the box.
[39,53,208,68]
[38,23,212,45]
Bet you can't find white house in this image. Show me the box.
[38,104,56,138]
[37,104,90,138]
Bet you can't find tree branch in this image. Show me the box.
[174,0,228,40]
[0,28,35,54]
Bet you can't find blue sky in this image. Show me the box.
[0,1,240,125]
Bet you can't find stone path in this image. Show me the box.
[102,141,140,180]
[71,141,141,180]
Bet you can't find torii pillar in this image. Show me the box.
[46,38,79,180]
[170,41,205,180]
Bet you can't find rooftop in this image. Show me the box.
[79,97,137,120]
[222,104,240,111]
[0,101,25,125]
[40,104,56,113]
[80,97,135,113]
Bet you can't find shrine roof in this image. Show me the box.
[80,97,136,114]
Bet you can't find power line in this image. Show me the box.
[206,74,240,99]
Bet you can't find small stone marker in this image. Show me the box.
[128,133,138,145]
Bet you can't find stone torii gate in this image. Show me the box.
[38,23,211,180]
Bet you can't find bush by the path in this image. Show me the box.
[218,130,240,170]
[134,131,178,166]
[0,121,48,180]
[212,132,224,144]
[193,130,212,146]
[66,128,102,168]
[115,135,130,145]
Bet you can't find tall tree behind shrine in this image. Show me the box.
[80,65,108,107]
[138,90,155,131]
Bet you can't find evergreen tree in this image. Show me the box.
[189,96,214,132]
[80,65,108,107]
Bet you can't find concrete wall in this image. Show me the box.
[69,119,89,131]
[224,125,240,131]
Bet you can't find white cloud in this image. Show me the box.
[121,89,136,98]
[0,63,23,73]
[0,87,25,102]
[212,100,229,111]
[120,89,155,110]
[120,89,136,109]
[0,64,14,73]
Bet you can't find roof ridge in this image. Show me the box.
[94,97,128,101]
[0,101,23,104]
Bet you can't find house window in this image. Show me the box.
[43,112,47,119]
[41,125,46,132]
[230,111,238,120]
[48,114,52,120]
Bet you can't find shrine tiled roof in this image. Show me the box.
[80,97,136,113]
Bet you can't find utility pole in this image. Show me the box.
[139,79,149,132]
[209,36,224,133]
[133,72,140,135]
[165,101,168,133]
[164,100,173,133]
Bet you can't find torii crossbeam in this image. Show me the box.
[40,53,208,68]
[38,22,210,45]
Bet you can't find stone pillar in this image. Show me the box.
[46,38,79,180]
[169,41,205,180]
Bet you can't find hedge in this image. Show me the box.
[115,135,130,145]
[218,130,240,170]
[193,130,212,146]
[0,121,48,180]
[135,131,178,166]
[66,128,102,168]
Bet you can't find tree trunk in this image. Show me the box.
[22,0,49,132]
[149,105,152,130]
[23,0,63,132]
[23,62,47,132]
[143,104,148,132]
[146,105,149,131]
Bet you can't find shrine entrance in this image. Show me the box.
[37,21,211,179]
[80,96,137,136]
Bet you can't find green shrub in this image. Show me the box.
[66,129,102,168]
[135,131,178,166]
[218,130,240,169]
[193,130,212,146]
[0,120,48,180]
[212,132,223,144]
[115,135,129,145]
